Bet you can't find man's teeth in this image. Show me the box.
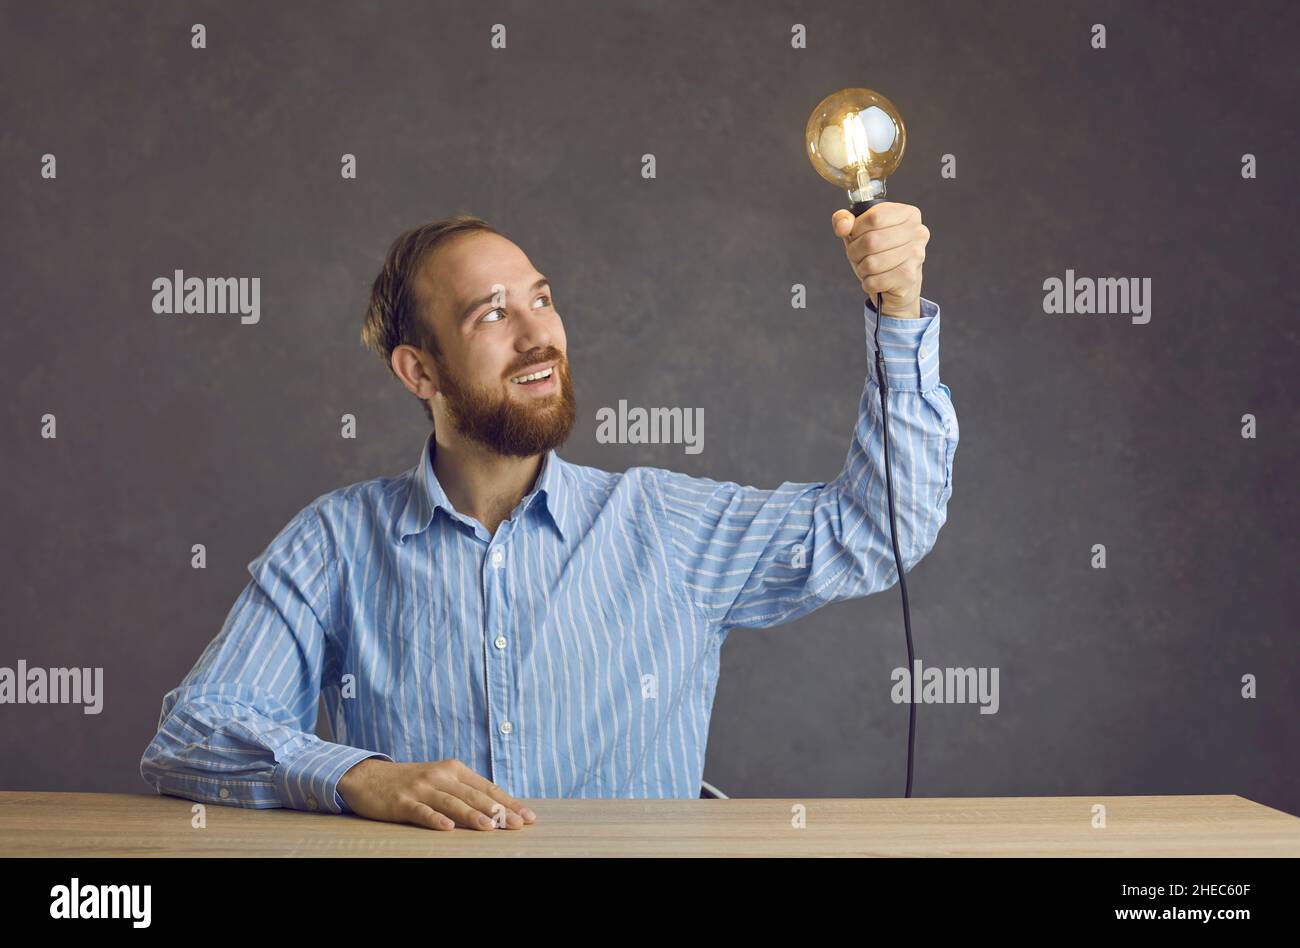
[510,367,554,383]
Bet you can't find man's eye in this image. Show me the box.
[481,295,549,322]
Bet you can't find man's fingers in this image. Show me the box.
[405,800,455,831]
[456,768,537,822]
[427,788,500,830]
[857,258,918,298]
[450,781,525,829]
[831,209,855,239]
[848,201,917,239]
[850,241,921,280]
[846,220,924,258]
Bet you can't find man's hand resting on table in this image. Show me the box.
[337,758,538,831]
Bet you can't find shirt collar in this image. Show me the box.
[396,430,572,543]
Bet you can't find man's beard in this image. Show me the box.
[434,347,577,458]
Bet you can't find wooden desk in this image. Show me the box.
[1,792,1296,857]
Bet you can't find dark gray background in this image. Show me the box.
[3,0,1297,817]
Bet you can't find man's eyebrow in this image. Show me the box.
[459,276,550,324]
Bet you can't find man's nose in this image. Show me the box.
[514,306,555,351]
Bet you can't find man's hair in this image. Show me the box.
[361,214,500,424]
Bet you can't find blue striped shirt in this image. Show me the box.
[140,299,958,810]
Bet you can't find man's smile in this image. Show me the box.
[508,361,558,391]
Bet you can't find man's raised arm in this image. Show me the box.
[647,203,958,632]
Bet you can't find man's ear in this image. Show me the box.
[392,343,441,401]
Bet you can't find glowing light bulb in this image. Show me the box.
[805,88,906,214]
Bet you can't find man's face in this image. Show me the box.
[417,231,576,458]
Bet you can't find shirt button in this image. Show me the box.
[919,346,930,359]
[494,635,507,650]
[218,787,230,799]
[490,549,505,567]
[500,721,513,735]
[306,796,319,811]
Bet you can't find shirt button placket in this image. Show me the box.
[484,540,512,789]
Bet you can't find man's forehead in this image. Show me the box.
[420,234,536,317]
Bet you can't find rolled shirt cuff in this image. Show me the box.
[864,296,941,392]
[272,740,394,814]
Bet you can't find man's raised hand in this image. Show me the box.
[832,202,929,319]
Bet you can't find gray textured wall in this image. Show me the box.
[2,0,1297,817]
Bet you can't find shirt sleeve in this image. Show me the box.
[649,296,958,632]
[139,504,392,814]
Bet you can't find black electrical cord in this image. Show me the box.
[873,287,916,799]
[852,196,916,799]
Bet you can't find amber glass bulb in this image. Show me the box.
[805,88,906,204]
